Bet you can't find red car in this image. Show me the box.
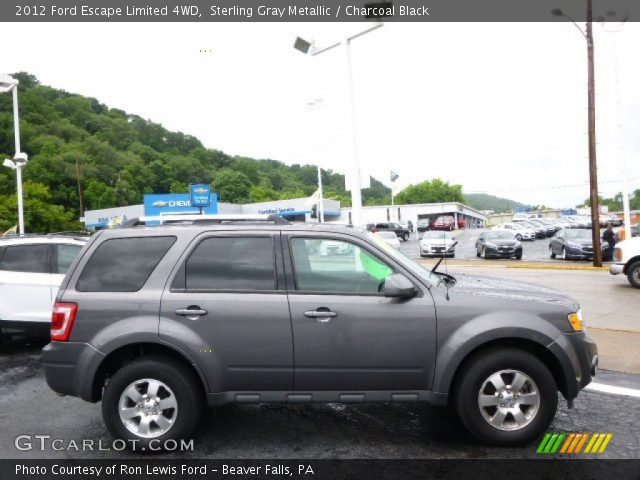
[431,215,456,231]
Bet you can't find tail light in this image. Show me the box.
[51,303,78,341]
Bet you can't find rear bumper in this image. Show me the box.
[42,341,105,402]
[548,331,598,399]
[0,320,50,340]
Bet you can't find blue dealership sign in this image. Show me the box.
[190,183,212,208]
[144,192,218,219]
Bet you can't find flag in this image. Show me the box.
[2,225,17,236]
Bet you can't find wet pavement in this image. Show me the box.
[1,340,638,460]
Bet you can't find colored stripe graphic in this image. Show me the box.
[538,433,612,454]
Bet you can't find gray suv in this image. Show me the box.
[42,215,597,449]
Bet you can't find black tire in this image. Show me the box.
[476,248,481,258]
[403,233,409,242]
[102,355,204,451]
[627,261,640,289]
[515,255,522,260]
[549,247,556,259]
[453,348,557,446]
[515,234,522,241]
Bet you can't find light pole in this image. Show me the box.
[1,75,27,235]
[552,1,602,266]
[294,23,383,227]
[601,21,631,240]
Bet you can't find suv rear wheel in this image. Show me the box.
[453,348,557,446]
[627,261,640,289]
[102,355,204,450]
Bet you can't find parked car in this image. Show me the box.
[632,223,640,237]
[526,220,554,237]
[549,229,607,261]
[492,223,535,241]
[511,213,537,222]
[371,222,411,241]
[420,231,456,257]
[475,231,523,259]
[610,237,640,288]
[375,231,401,249]
[417,219,430,233]
[43,214,597,449]
[431,215,456,231]
[517,221,546,239]
[0,234,88,342]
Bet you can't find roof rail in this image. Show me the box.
[119,214,291,228]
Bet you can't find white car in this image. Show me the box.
[493,222,535,241]
[610,237,640,288]
[420,231,455,257]
[0,235,87,341]
[375,231,401,249]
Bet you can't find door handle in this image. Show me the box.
[304,309,338,323]
[175,307,208,320]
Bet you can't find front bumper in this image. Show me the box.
[421,245,454,256]
[42,341,105,402]
[610,263,624,275]
[485,246,522,258]
[548,331,598,400]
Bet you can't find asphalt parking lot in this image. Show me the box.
[0,340,639,460]
[400,229,590,263]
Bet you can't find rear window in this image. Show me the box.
[76,236,175,292]
[0,244,50,273]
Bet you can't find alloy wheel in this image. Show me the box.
[118,378,178,438]
[477,369,540,431]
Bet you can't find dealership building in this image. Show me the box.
[82,192,487,230]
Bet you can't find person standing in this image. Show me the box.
[602,222,616,261]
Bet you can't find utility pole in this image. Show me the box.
[586,0,602,267]
[75,156,84,217]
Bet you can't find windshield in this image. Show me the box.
[376,231,397,239]
[423,231,451,240]
[365,231,443,287]
[565,230,591,239]
[485,231,515,240]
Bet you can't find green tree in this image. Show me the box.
[0,181,81,233]
[211,169,252,203]
[395,178,464,205]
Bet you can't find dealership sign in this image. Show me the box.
[190,183,212,208]
[144,193,218,218]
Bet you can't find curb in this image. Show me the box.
[416,259,609,272]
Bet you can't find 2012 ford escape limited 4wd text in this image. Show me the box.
[42,215,598,449]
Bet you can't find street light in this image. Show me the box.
[0,74,27,235]
[294,23,383,227]
[552,1,602,267]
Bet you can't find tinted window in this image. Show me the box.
[0,244,49,273]
[184,237,275,291]
[291,237,394,294]
[76,237,175,292]
[55,244,82,274]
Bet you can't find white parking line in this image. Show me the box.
[585,382,640,398]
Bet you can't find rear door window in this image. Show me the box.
[0,244,50,273]
[181,236,276,291]
[76,236,175,292]
[53,244,83,274]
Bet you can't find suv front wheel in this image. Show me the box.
[453,348,557,446]
[102,355,204,450]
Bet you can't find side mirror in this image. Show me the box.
[383,273,417,298]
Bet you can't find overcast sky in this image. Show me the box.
[2,22,639,208]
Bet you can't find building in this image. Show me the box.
[337,202,488,229]
[82,193,341,229]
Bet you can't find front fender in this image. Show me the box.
[432,312,564,394]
